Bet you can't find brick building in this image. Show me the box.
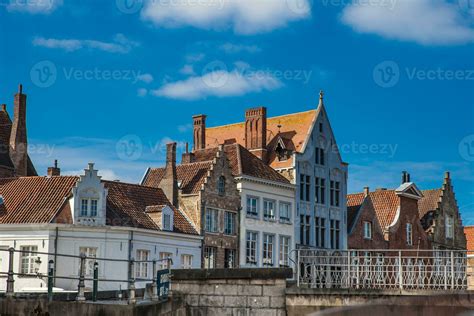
[348,172,431,251]
[142,143,241,269]
[188,92,348,251]
[419,172,466,250]
[0,85,37,178]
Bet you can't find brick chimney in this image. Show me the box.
[47,160,61,177]
[159,142,178,207]
[245,107,267,161]
[364,186,370,197]
[401,171,412,184]
[181,142,195,164]
[9,84,28,177]
[192,114,206,151]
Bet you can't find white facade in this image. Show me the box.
[237,175,296,268]
[0,224,202,292]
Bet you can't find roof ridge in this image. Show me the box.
[102,179,149,188]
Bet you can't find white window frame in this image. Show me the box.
[20,246,38,275]
[203,247,216,269]
[279,236,290,267]
[263,234,275,267]
[279,202,291,223]
[79,247,97,276]
[90,199,98,217]
[246,196,259,217]
[446,215,454,239]
[163,213,171,231]
[136,249,149,279]
[205,208,219,233]
[224,211,236,235]
[159,252,173,270]
[181,254,193,269]
[246,231,258,266]
[363,221,372,240]
[263,199,276,221]
[80,199,88,216]
[406,223,413,246]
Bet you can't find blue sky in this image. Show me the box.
[0,0,473,218]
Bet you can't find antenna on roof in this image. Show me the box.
[318,90,324,108]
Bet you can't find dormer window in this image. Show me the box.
[90,199,98,217]
[163,214,171,231]
[80,198,99,217]
[218,176,225,196]
[81,199,88,216]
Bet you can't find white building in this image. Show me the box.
[0,163,201,292]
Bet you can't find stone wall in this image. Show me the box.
[171,268,292,315]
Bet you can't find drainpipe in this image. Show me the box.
[127,231,133,296]
[54,227,59,286]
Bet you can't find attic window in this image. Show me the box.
[275,141,291,161]
[163,214,171,231]
[319,123,323,133]
[218,176,226,196]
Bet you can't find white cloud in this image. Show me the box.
[141,0,311,35]
[180,64,196,75]
[177,124,193,133]
[186,53,206,63]
[32,34,139,53]
[219,43,261,54]
[137,73,154,83]
[7,0,62,14]
[150,66,283,100]
[137,88,148,97]
[341,0,474,45]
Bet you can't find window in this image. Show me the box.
[205,208,218,233]
[299,175,310,202]
[446,215,454,239]
[136,250,149,278]
[406,223,413,246]
[315,177,326,204]
[224,249,236,268]
[163,214,171,231]
[218,176,225,196]
[315,217,326,248]
[204,247,216,269]
[246,196,259,217]
[263,234,275,266]
[90,199,98,217]
[279,202,291,223]
[246,232,258,265]
[300,215,311,246]
[279,236,290,267]
[159,252,172,269]
[181,254,193,269]
[363,221,372,240]
[20,246,38,274]
[224,212,236,235]
[263,200,276,220]
[80,199,88,216]
[330,181,341,207]
[79,247,97,276]
[315,147,325,165]
[319,122,323,133]
[330,220,340,249]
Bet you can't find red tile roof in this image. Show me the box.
[465,226,474,252]
[143,161,213,194]
[347,192,365,230]
[0,176,197,235]
[418,189,442,218]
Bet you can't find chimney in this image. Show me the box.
[244,107,267,161]
[159,142,178,207]
[47,160,61,177]
[193,114,206,151]
[9,84,28,177]
[364,187,370,197]
[181,142,195,164]
[401,171,412,184]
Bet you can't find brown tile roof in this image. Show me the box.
[465,226,474,252]
[192,144,290,184]
[205,109,317,168]
[0,176,198,235]
[347,193,365,231]
[418,189,442,218]
[143,161,213,194]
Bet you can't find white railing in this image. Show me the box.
[295,249,469,291]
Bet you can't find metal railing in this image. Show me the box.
[295,249,470,291]
[0,247,172,303]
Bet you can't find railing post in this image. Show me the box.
[128,258,136,304]
[347,251,351,288]
[48,260,54,302]
[77,253,86,302]
[451,251,455,290]
[92,262,99,302]
[6,247,15,296]
[296,249,300,287]
[398,251,403,290]
[152,260,158,300]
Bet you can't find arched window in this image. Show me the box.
[218,176,225,196]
